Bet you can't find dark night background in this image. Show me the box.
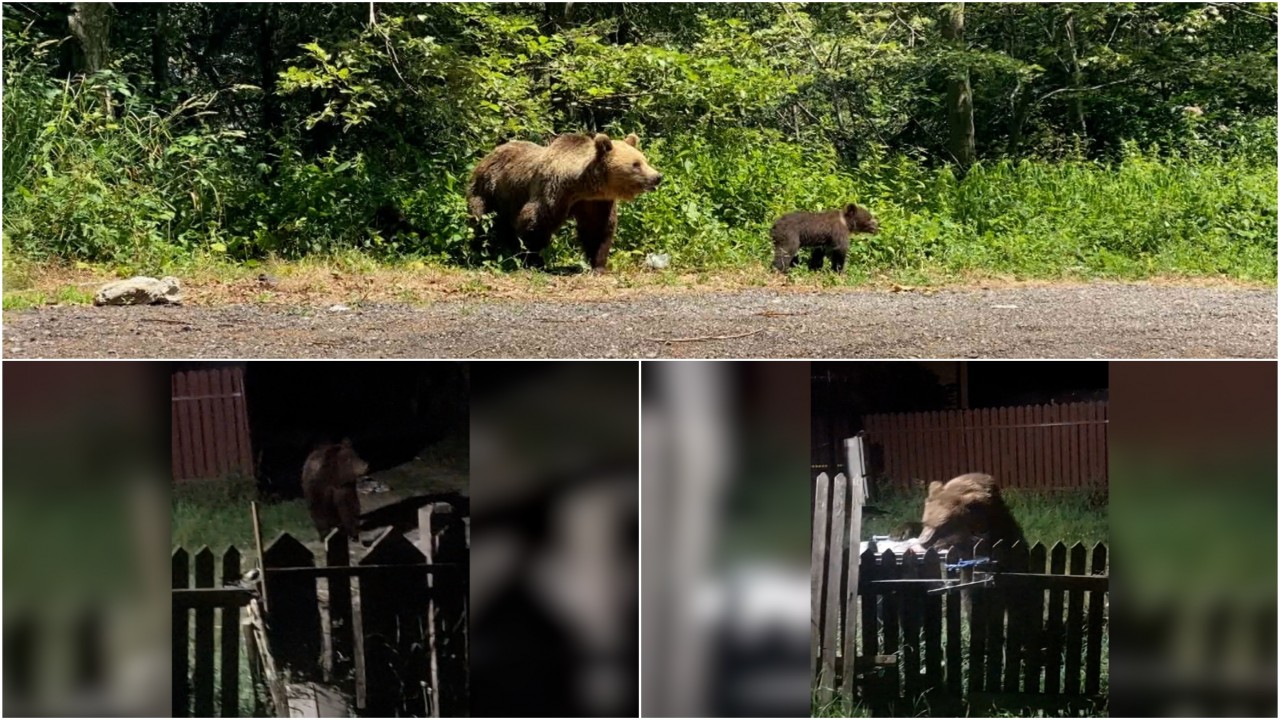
[172,361,469,497]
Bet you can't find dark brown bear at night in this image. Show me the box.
[301,438,368,542]
[771,203,879,273]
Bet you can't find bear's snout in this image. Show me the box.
[651,173,663,187]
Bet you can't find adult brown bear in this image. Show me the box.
[917,472,1026,552]
[466,132,663,272]
[301,438,368,542]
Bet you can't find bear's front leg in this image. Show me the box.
[572,200,619,273]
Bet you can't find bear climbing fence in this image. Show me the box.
[811,471,1110,715]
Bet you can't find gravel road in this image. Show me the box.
[4,285,1274,359]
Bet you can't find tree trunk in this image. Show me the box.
[149,4,168,96]
[258,4,282,170]
[1007,82,1032,156]
[1064,11,1087,141]
[942,3,976,169]
[68,2,113,117]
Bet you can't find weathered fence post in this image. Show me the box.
[839,436,868,702]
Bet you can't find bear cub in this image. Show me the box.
[771,203,879,273]
[301,438,368,542]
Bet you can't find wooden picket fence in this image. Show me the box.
[812,474,1109,714]
[862,401,1108,490]
[173,504,469,718]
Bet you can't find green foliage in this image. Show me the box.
[2,2,1275,279]
[2,27,248,267]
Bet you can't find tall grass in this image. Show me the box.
[609,128,1277,281]
[4,28,1274,282]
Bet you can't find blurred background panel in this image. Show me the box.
[470,362,639,717]
[1110,361,1277,717]
[3,361,172,717]
[642,361,811,718]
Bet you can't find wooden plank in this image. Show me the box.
[968,541,987,693]
[242,620,263,718]
[946,409,961,479]
[1084,544,1107,696]
[206,368,228,476]
[196,370,219,480]
[859,547,879,666]
[1095,402,1108,486]
[841,449,867,702]
[193,548,216,718]
[810,472,830,688]
[1053,404,1066,490]
[820,472,848,702]
[1044,542,1067,694]
[1002,542,1028,692]
[996,406,1009,483]
[880,548,901,705]
[174,372,196,481]
[944,547,963,695]
[984,542,1006,692]
[263,533,322,682]
[922,549,943,693]
[419,507,442,718]
[1023,543,1047,694]
[326,532,356,690]
[900,550,922,702]
[220,547,242,718]
[231,367,255,476]
[173,548,190,717]
[1014,405,1028,489]
[1063,543,1087,694]
[359,532,430,717]
[1032,404,1046,490]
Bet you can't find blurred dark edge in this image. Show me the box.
[1109,360,1277,718]
[4,361,174,718]
[469,361,640,718]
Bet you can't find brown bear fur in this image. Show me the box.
[771,203,879,273]
[467,132,663,272]
[917,473,1026,553]
[301,438,368,542]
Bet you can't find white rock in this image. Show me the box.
[644,253,670,270]
[93,276,182,306]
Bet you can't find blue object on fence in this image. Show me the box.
[945,557,993,571]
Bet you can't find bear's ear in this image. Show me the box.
[927,480,944,497]
[846,203,859,215]
[593,133,613,155]
[623,133,640,148]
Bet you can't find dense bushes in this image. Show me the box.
[2,3,1275,280]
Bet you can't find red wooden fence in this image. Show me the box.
[862,402,1107,490]
[171,366,254,481]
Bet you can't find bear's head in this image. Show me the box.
[593,133,663,200]
[336,438,369,479]
[843,203,880,235]
[917,472,1023,551]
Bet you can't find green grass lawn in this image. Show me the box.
[863,484,1108,547]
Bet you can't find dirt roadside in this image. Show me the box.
[4,284,1274,358]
